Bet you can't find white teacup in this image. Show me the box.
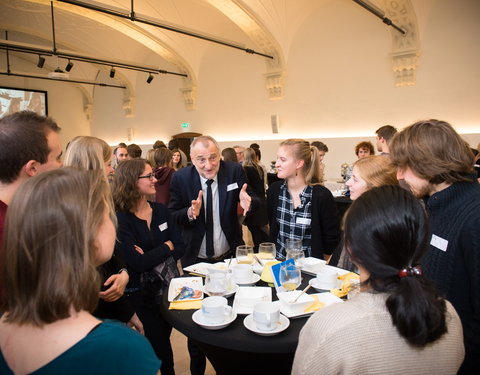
[201,296,232,324]
[235,287,266,308]
[253,302,280,331]
[315,268,339,289]
[232,264,253,283]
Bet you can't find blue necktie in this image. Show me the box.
[206,179,214,258]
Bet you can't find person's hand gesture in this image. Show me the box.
[239,183,252,216]
[189,190,203,219]
[99,270,129,302]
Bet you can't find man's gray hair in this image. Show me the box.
[190,135,220,154]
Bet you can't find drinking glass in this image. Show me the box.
[204,272,229,296]
[285,238,302,252]
[258,242,276,261]
[279,263,301,291]
[236,245,254,264]
[286,249,306,270]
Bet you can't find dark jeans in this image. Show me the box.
[128,291,175,375]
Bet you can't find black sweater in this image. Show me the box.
[423,180,480,373]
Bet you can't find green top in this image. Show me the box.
[0,320,160,374]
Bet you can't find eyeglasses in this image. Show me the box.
[138,173,155,180]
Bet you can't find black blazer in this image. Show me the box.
[243,165,268,226]
[266,181,341,260]
[169,160,259,267]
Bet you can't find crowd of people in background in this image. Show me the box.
[0,111,479,374]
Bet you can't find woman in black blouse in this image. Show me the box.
[112,159,184,375]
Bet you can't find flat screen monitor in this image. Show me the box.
[0,86,48,118]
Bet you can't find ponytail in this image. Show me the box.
[386,274,447,346]
[279,139,324,185]
[344,185,449,348]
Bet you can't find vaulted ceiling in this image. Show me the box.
[1,0,417,112]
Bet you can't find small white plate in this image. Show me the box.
[225,258,263,275]
[301,257,327,276]
[168,277,204,302]
[233,287,272,315]
[192,310,237,330]
[274,292,344,318]
[243,314,290,336]
[233,273,260,286]
[183,262,212,276]
[308,278,340,292]
[203,283,239,298]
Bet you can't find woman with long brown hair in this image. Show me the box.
[112,159,184,375]
[0,168,160,374]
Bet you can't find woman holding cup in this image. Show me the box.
[292,186,464,374]
[267,139,340,260]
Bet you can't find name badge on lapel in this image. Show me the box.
[159,222,168,232]
[430,234,448,252]
[227,182,239,191]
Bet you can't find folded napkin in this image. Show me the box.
[304,295,325,313]
[169,300,203,310]
[331,272,360,298]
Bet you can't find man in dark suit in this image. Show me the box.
[169,135,258,267]
[169,135,258,375]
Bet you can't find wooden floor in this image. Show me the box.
[170,226,253,375]
[171,329,215,375]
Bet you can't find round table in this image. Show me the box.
[160,274,315,375]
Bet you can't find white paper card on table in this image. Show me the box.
[430,234,448,252]
[227,183,238,191]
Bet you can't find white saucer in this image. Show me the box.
[243,314,290,336]
[233,273,260,286]
[308,278,338,292]
[192,309,237,330]
[204,283,239,298]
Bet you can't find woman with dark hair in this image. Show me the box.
[112,159,184,375]
[293,186,464,374]
[221,147,238,163]
[171,149,183,171]
[153,148,175,205]
[354,141,375,159]
[242,148,268,250]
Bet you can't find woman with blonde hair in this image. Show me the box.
[267,139,340,259]
[64,135,114,176]
[0,168,160,374]
[242,148,268,250]
[64,135,144,334]
[335,155,399,271]
[112,159,184,375]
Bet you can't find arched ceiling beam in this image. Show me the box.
[205,0,287,100]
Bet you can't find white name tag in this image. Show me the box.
[296,217,311,225]
[430,234,448,252]
[159,222,168,232]
[227,182,239,191]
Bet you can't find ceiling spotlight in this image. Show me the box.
[147,73,154,84]
[65,60,74,72]
[37,55,45,68]
[110,67,116,78]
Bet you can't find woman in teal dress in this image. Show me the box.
[0,168,160,374]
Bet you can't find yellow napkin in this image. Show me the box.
[331,272,360,298]
[169,300,203,310]
[304,295,325,313]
